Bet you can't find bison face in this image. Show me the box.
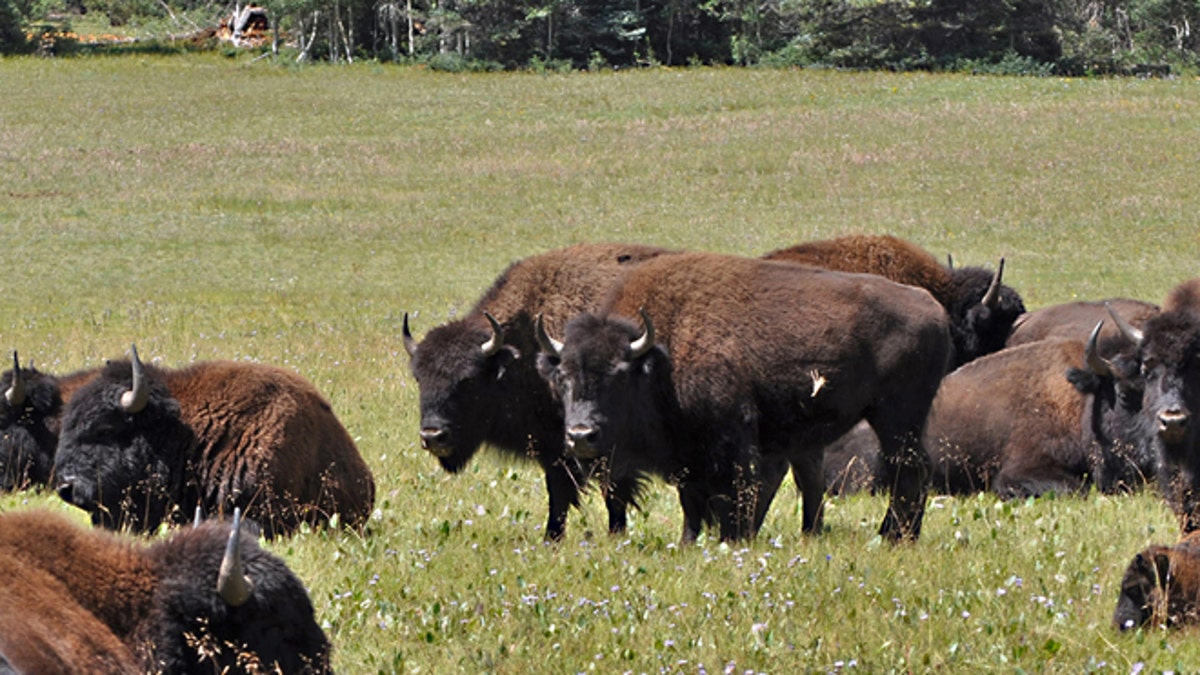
[537,312,665,461]
[1113,547,1171,630]
[0,364,61,491]
[404,315,519,472]
[54,360,189,532]
[948,264,1026,366]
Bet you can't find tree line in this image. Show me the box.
[5,0,1200,74]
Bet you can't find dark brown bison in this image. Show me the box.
[403,243,678,540]
[0,508,331,673]
[1007,298,1159,347]
[1108,282,1200,531]
[536,252,952,543]
[54,346,376,538]
[0,354,101,492]
[925,329,1155,496]
[1114,530,1200,631]
[763,234,1024,367]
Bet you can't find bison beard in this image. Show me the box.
[0,509,331,674]
[54,349,376,538]
[537,253,952,543]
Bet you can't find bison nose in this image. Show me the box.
[566,425,602,458]
[1159,408,1190,442]
[56,480,76,506]
[419,427,452,456]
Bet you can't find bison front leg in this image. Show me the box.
[542,463,582,542]
[676,483,707,544]
[874,428,931,542]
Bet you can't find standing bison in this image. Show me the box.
[0,354,100,492]
[1108,282,1200,531]
[763,234,1024,367]
[403,242,677,540]
[0,508,331,673]
[1114,530,1200,631]
[537,252,952,543]
[54,346,376,538]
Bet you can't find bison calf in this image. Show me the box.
[55,347,376,538]
[0,508,331,673]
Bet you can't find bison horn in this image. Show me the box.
[217,507,254,607]
[980,257,1005,310]
[1106,302,1144,347]
[946,253,954,270]
[120,344,150,414]
[193,505,203,528]
[481,312,504,357]
[1085,321,1113,377]
[534,314,563,357]
[402,313,418,358]
[629,309,656,360]
[5,351,24,407]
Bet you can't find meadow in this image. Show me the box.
[2,54,1200,672]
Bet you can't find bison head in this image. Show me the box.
[404,312,520,472]
[536,310,666,461]
[0,353,61,491]
[1113,545,1173,630]
[54,346,191,533]
[1065,321,1157,493]
[144,508,332,673]
[948,259,1026,366]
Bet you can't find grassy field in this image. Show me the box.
[2,53,1200,672]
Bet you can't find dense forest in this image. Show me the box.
[4,0,1200,74]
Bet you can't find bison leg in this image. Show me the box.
[788,450,827,534]
[677,483,708,544]
[753,456,790,532]
[542,463,583,542]
[872,425,931,542]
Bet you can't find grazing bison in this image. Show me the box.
[1114,530,1200,631]
[763,234,1024,367]
[403,243,678,540]
[1108,285,1200,532]
[0,508,331,673]
[54,347,375,538]
[1007,298,1159,347]
[536,252,952,543]
[0,354,100,492]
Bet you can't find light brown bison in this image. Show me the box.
[54,347,375,538]
[537,252,952,543]
[1007,298,1159,347]
[0,508,331,673]
[403,242,678,540]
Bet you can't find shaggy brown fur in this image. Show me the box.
[1163,279,1200,313]
[1114,530,1200,630]
[55,358,376,537]
[0,509,331,673]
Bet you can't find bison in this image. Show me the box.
[54,346,376,538]
[1108,284,1200,532]
[1113,530,1200,631]
[0,353,101,492]
[826,323,1156,497]
[536,252,952,543]
[1007,298,1159,347]
[403,243,678,541]
[763,234,1024,368]
[0,508,331,673]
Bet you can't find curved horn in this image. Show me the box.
[402,313,418,358]
[1106,302,1144,346]
[193,505,203,529]
[946,253,954,270]
[629,309,656,359]
[120,344,149,414]
[481,312,503,357]
[5,351,24,407]
[217,508,254,607]
[981,257,1005,309]
[534,314,563,357]
[1085,321,1113,377]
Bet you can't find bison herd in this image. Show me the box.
[2,235,1200,671]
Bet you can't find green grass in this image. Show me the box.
[2,54,1200,672]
